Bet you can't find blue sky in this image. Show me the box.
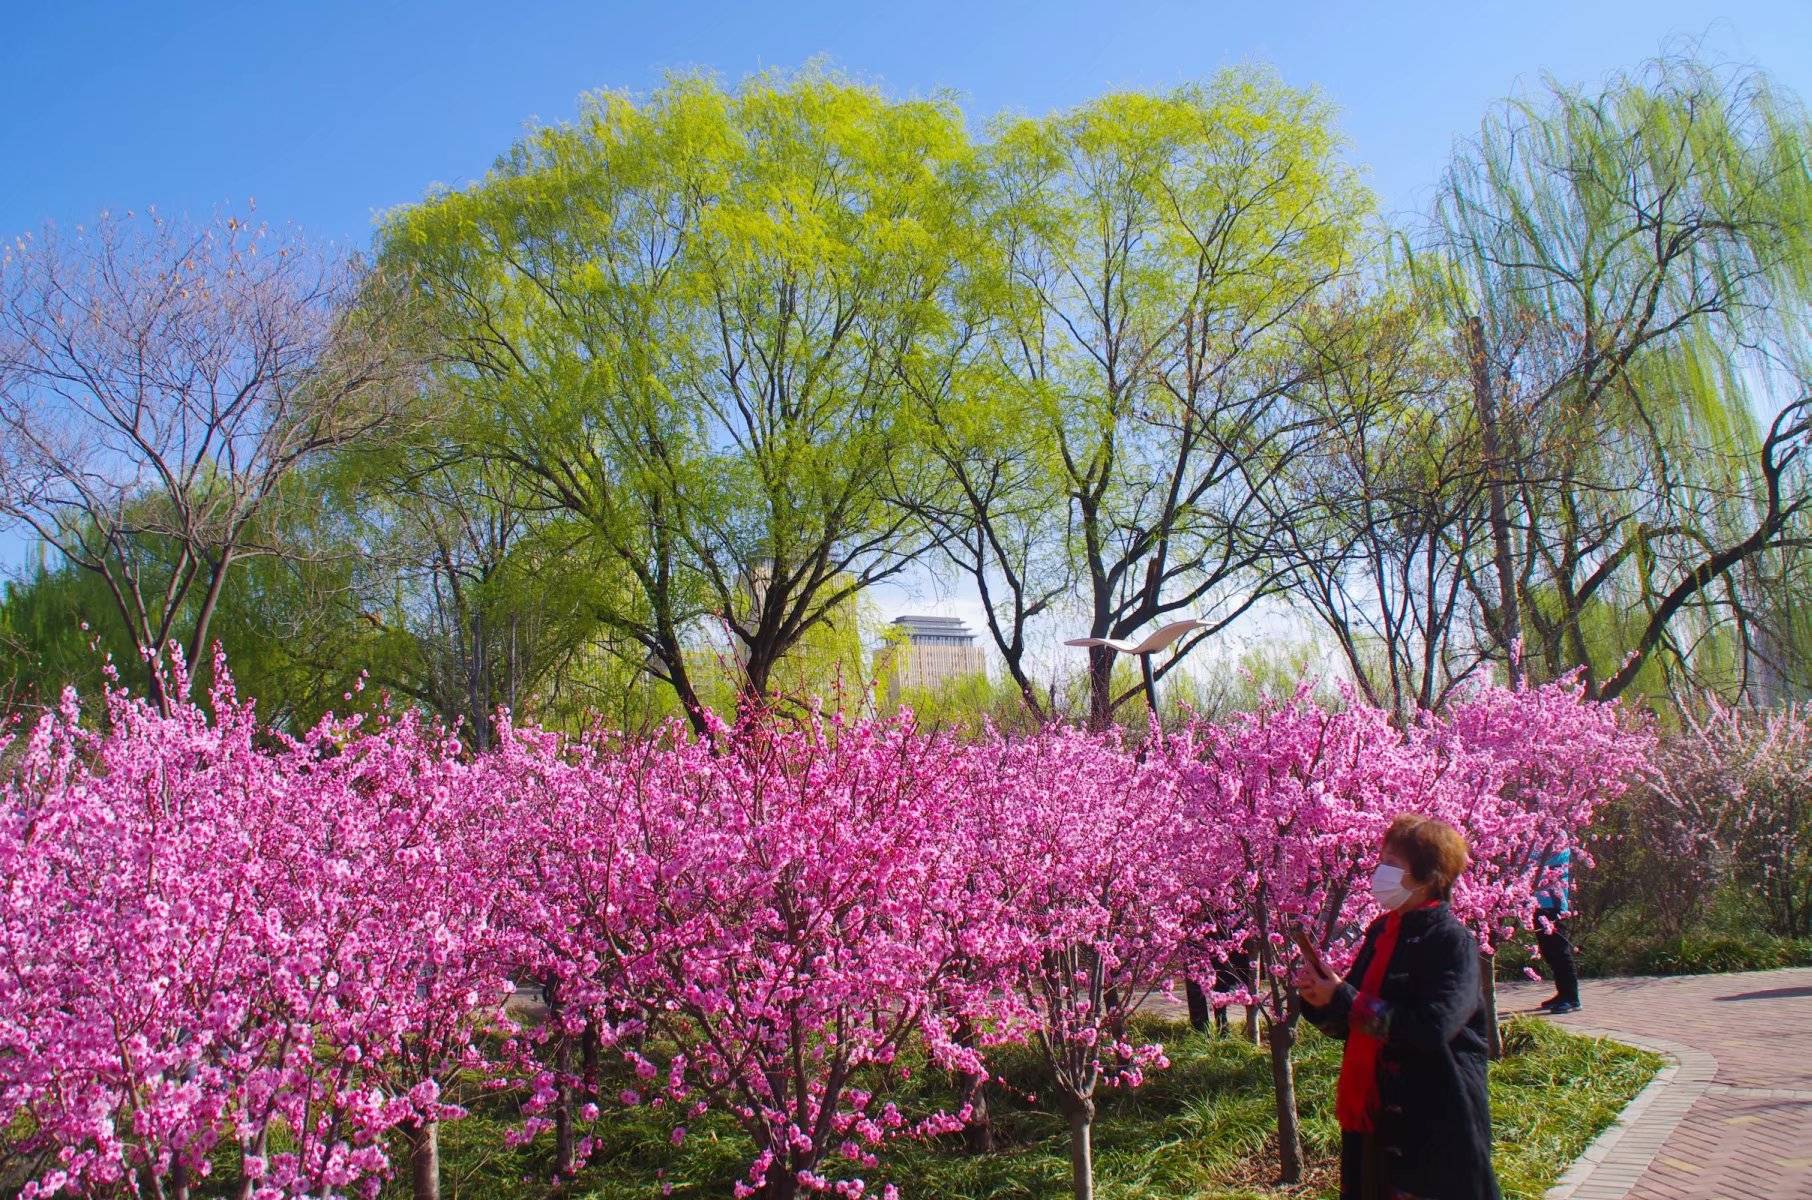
[4,0,1811,641]
[5,1,1810,247]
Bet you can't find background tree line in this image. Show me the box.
[3,54,1810,740]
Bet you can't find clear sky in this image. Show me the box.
[6,1,1810,246]
[4,1,1811,654]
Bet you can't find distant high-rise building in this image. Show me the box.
[881,614,987,698]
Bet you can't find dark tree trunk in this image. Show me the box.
[1469,314,1524,686]
[185,554,235,685]
[1185,978,1211,1031]
[405,1119,440,1200]
[951,1017,993,1152]
[1087,645,1115,732]
[959,1068,993,1154]
[1267,1017,1305,1185]
[760,1160,799,1200]
[553,1016,576,1176]
[582,1018,601,1096]
[668,657,712,738]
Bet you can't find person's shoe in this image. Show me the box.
[1535,994,1564,1010]
[1547,1000,1581,1015]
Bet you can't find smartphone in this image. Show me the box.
[1291,925,1330,978]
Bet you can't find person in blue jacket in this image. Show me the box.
[1534,846,1580,1014]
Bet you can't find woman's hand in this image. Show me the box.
[1295,963,1340,1008]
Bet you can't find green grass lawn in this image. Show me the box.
[398,1015,1660,1200]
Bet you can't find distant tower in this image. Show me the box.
[883,614,987,699]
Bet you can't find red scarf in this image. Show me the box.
[1334,904,1435,1133]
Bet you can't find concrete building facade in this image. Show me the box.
[882,614,987,698]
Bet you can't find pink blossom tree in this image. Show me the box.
[478,719,677,1183]
[0,666,296,1198]
[0,661,514,1200]
[577,711,980,1200]
[956,725,1201,1200]
[1173,690,1418,1184]
[1419,676,1650,936]
[1174,678,1650,1181]
[1416,677,1652,1051]
[278,708,514,1200]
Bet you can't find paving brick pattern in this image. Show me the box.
[1500,967,1812,1200]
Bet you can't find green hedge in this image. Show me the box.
[1501,883,1812,980]
[1588,931,1812,976]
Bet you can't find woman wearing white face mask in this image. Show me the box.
[1297,815,1500,1200]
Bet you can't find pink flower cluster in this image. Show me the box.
[0,661,1648,1199]
[0,662,507,1200]
[1172,681,1652,1022]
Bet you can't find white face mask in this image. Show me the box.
[1370,863,1417,911]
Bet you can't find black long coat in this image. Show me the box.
[1301,903,1501,1200]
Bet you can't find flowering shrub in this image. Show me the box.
[1420,675,1653,949]
[1651,699,1812,938]
[953,725,1198,1200]
[569,712,980,1200]
[1168,676,1647,1182]
[0,662,510,1200]
[0,661,1649,1200]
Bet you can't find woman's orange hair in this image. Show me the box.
[1383,813,1470,900]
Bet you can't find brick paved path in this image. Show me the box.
[1500,967,1812,1200]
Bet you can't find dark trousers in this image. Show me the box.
[1340,1131,1384,1200]
[1535,908,1579,1004]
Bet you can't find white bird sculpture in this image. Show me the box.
[1063,619,1208,656]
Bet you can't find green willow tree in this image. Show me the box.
[300,435,622,747]
[0,500,369,730]
[1424,56,1812,701]
[381,71,972,727]
[908,70,1371,730]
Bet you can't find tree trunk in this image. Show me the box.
[651,619,712,740]
[553,1031,576,1177]
[171,1158,191,1200]
[582,1017,601,1097]
[1468,314,1524,686]
[1185,978,1211,1031]
[1267,1017,1305,1185]
[959,1067,993,1154]
[1245,1004,1261,1045]
[1061,1093,1096,1200]
[760,1163,799,1200]
[405,1119,440,1200]
[742,650,774,710]
[952,1017,993,1153]
[235,1128,270,1200]
[1480,951,1503,1061]
[185,553,235,684]
[545,983,576,1179]
[1087,646,1115,732]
